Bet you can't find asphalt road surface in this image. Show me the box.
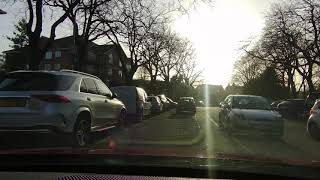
[1,107,320,162]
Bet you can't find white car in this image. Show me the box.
[0,70,126,147]
[218,95,284,138]
[307,99,320,140]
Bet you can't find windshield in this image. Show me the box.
[1,0,320,179]
[233,96,271,110]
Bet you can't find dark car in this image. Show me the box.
[270,100,283,110]
[176,97,196,114]
[166,97,178,109]
[306,92,320,110]
[277,99,308,120]
[147,96,163,114]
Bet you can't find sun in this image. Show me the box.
[173,0,267,87]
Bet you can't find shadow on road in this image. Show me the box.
[168,112,195,119]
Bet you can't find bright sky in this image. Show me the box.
[0,0,275,87]
[173,0,275,87]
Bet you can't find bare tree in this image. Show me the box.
[45,0,118,72]
[240,0,320,95]
[231,53,265,86]
[5,0,79,70]
[99,0,171,84]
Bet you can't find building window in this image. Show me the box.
[44,64,51,70]
[54,63,61,70]
[108,53,113,64]
[119,60,122,67]
[55,51,61,58]
[118,70,122,77]
[45,51,53,60]
[108,68,112,76]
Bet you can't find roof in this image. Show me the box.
[8,70,100,79]
[91,44,115,54]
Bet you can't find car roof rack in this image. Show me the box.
[60,69,100,79]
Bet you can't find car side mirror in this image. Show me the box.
[220,102,230,109]
[112,93,117,99]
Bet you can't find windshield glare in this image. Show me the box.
[233,97,271,110]
[1,0,320,179]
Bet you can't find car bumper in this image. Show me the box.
[232,121,283,135]
[0,114,70,133]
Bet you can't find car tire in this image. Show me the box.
[218,113,224,129]
[72,118,91,147]
[308,122,320,140]
[118,110,127,128]
[225,118,233,135]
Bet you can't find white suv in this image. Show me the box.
[0,70,126,147]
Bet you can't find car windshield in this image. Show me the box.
[1,0,320,179]
[233,96,271,110]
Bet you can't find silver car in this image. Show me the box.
[218,95,284,138]
[0,70,126,147]
[307,100,320,140]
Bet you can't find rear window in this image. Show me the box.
[0,73,75,91]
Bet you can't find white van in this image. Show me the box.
[111,86,152,121]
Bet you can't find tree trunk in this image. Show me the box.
[126,66,137,85]
[287,71,297,98]
[28,39,41,70]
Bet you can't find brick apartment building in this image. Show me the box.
[3,36,130,85]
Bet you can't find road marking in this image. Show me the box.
[209,117,219,128]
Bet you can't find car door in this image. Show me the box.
[82,78,106,129]
[94,80,118,126]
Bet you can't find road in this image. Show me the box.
[1,107,320,162]
[94,107,320,161]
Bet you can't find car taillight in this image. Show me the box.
[32,95,70,103]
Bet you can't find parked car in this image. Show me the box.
[166,97,178,109]
[218,95,284,138]
[196,100,205,107]
[111,86,152,122]
[0,70,126,147]
[307,100,320,140]
[270,100,283,110]
[147,96,163,114]
[306,92,320,110]
[176,97,196,114]
[157,94,171,110]
[277,99,308,120]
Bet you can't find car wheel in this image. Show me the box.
[118,110,127,128]
[225,118,233,135]
[72,118,91,147]
[308,122,320,140]
[218,113,225,129]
